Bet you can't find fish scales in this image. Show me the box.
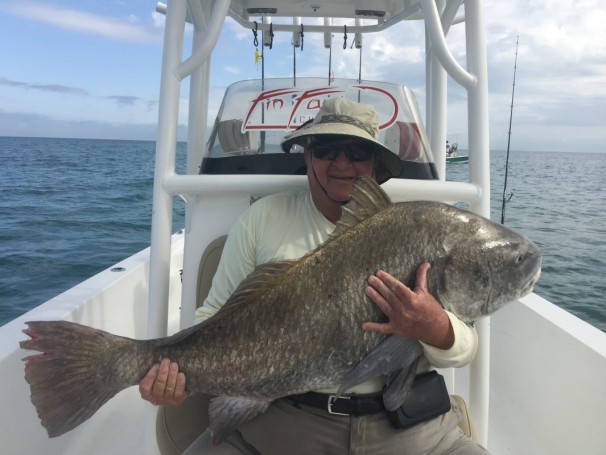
[20,176,541,442]
[179,248,384,397]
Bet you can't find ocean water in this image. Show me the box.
[449,149,606,331]
[0,137,604,332]
[0,137,186,324]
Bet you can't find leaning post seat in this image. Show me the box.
[156,236,228,455]
[217,119,259,154]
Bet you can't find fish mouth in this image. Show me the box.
[521,267,542,295]
[484,266,541,316]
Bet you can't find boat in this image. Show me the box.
[446,155,469,163]
[1,1,605,454]
[446,142,469,163]
[446,153,469,163]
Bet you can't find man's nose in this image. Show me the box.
[331,149,352,165]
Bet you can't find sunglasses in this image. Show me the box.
[310,141,375,162]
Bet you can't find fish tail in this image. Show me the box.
[20,320,150,437]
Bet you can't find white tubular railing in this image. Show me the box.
[423,0,491,446]
[148,0,186,339]
[162,174,483,205]
[420,0,477,90]
[175,0,230,80]
[465,0,492,448]
[428,50,448,181]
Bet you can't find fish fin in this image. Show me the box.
[330,176,392,239]
[20,320,139,437]
[383,357,421,410]
[220,260,298,312]
[220,176,392,310]
[337,335,423,396]
[208,396,271,445]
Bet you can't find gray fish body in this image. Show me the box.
[21,176,541,441]
[177,203,540,395]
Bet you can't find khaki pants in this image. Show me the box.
[182,397,489,455]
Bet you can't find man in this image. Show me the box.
[140,98,487,454]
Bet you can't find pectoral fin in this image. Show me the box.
[208,396,271,445]
[337,335,423,397]
[383,356,421,410]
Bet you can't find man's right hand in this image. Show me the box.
[139,358,188,406]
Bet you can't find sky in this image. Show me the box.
[0,1,605,153]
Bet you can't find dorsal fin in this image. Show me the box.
[330,176,392,239]
[218,177,390,312]
[218,260,298,312]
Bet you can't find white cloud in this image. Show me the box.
[2,0,604,151]
[0,76,89,95]
[3,2,161,43]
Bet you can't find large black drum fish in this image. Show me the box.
[21,176,541,443]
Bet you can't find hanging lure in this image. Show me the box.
[255,48,261,70]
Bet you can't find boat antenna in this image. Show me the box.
[500,36,519,225]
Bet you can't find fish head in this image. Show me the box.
[437,221,542,323]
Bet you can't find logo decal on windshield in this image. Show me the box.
[242,85,399,132]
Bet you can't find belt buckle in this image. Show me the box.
[327,395,350,416]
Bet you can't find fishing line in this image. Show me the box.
[500,36,519,225]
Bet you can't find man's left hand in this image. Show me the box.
[362,262,455,350]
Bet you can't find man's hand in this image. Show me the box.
[363,262,455,350]
[139,358,188,406]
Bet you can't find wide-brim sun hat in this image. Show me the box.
[281,97,403,184]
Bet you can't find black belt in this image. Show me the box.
[286,392,384,416]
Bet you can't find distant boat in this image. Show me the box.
[447,155,468,163]
[446,142,468,163]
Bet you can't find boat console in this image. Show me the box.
[201,78,439,180]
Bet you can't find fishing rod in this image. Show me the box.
[500,36,519,225]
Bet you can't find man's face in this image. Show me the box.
[305,137,376,203]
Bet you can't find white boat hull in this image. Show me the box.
[488,294,606,454]
[0,233,184,455]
